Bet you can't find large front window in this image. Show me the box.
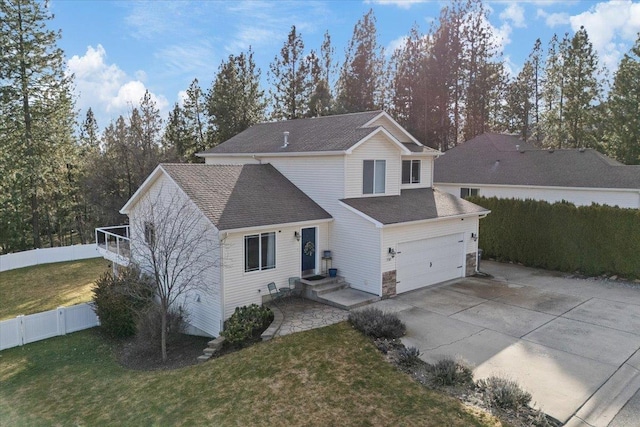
[402,160,421,184]
[244,232,276,272]
[363,160,386,194]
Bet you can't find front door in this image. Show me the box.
[301,227,316,277]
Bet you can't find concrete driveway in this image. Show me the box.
[368,261,640,426]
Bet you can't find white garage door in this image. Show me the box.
[396,233,464,294]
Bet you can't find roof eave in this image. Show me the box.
[197,150,347,158]
[380,210,491,229]
[219,217,334,235]
[346,127,412,155]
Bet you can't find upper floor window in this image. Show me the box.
[144,222,155,246]
[245,232,276,272]
[460,188,479,198]
[363,160,386,194]
[402,160,421,184]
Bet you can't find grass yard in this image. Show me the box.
[0,323,501,426]
[0,258,109,320]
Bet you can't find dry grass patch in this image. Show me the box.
[0,323,502,426]
[0,258,109,320]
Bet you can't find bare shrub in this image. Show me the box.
[348,307,406,339]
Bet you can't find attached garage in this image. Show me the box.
[396,233,465,294]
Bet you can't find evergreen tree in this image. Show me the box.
[207,48,266,144]
[336,9,385,113]
[605,34,640,164]
[0,0,78,250]
[163,103,189,160]
[541,33,570,147]
[268,25,309,120]
[563,26,602,149]
[178,79,208,162]
[505,61,535,140]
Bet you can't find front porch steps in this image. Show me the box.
[299,276,380,310]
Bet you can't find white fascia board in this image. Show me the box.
[346,127,412,155]
[381,211,492,229]
[434,182,640,193]
[197,150,346,158]
[220,217,333,236]
[363,111,423,146]
[119,165,165,215]
[338,201,384,228]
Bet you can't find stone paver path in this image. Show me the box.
[276,298,349,336]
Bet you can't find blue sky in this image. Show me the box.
[48,0,640,128]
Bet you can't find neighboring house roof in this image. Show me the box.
[434,133,640,189]
[341,188,489,226]
[138,164,332,231]
[199,110,439,156]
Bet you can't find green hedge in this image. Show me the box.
[467,197,640,279]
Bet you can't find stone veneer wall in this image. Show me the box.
[382,270,397,297]
[465,252,477,276]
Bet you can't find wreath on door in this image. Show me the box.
[304,241,315,256]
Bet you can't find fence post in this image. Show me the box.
[57,307,66,336]
[17,315,25,346]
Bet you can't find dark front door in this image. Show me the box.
[301,227,316,277]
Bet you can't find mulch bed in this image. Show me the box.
[115,334,210,371]
[373,338,562,427]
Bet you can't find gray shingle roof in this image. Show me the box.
[161,163,332,231]
[434,133,640,189]
[200,111,385,154]
[341,188,489,225]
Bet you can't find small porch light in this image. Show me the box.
[388,247,396,258]
[294,231,301,241]
[471,233,478,242]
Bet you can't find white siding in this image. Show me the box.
[126,173,223,337]
[435,183,640,209]
[264,156,346,207]
[331,207,382,295]
[204,156,260,165]
[382,217,480,276]
[221,222,330,318]
[345,135,402,198]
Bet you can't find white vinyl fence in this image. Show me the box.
[0,244,101,272]
[0,303,100,351]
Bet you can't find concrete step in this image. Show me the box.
[317,288,380,310]
[311,281,348,296]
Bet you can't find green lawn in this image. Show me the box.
[0,258,109,320]
[0,323,501,426]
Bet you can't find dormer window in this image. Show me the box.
[402,160,421,184]
[363,160,385,194]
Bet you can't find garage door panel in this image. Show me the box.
[396,233,464,294]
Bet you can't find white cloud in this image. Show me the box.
[570,1,640,72]
[500,3,526,28]
[536,9,570,27]
[67,45,169,125]
[366,0,427,9]
[387,36,408,56]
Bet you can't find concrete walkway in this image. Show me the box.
[367,261,640,426]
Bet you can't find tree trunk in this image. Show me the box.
[161,309,168,362]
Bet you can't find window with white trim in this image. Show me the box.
[460,188,479,198]
[144,222,155,246]
[402,160,421,184]
[363,160,386,194]
[244,232,276,272]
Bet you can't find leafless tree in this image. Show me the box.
[129,184,218,362]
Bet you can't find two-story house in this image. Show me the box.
[97,111,489,337]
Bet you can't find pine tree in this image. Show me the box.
[505,61,535,140]
[268,25,309,120]
[164,103,189,160]
[605,34,640,164]
[178,79,208,162]
[336,9,385,113]
[541,33,570,148]
[0,0,78,249]
[563,26,602,149]
[207,48,266,144]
